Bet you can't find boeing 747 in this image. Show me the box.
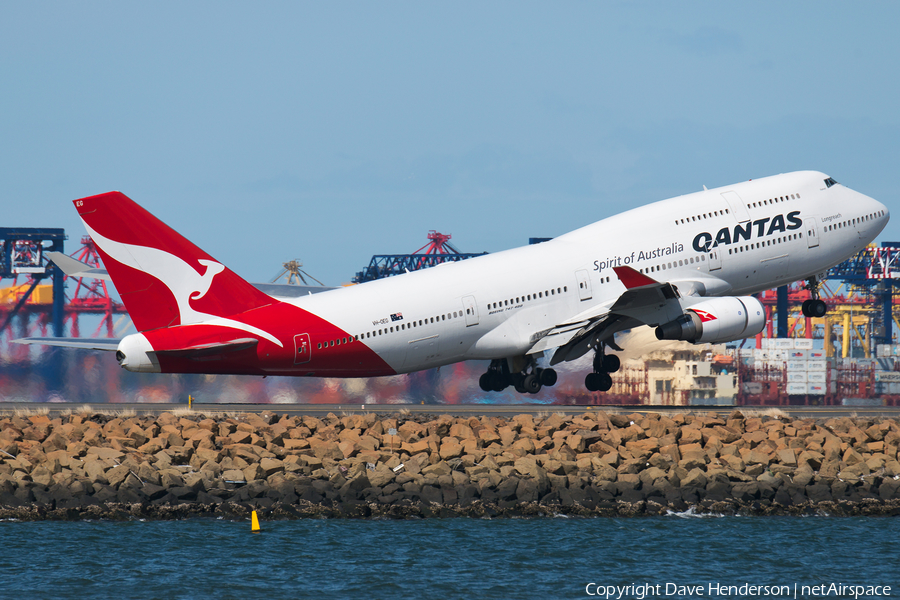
[17,171,888,394]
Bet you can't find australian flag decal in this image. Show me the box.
[390,313,404,322]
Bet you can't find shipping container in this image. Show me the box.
[742,382,763,394]
[807,383,827,395]
[807,371,827,383]
[874,371,900,383]
[787,360,807,371]
[794,339,814,350]
[808,360,827,372]
[786,382,808,395]
[786,372,808,383]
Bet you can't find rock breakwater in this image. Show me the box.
[2,409,900,520]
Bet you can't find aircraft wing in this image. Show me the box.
[605,267,686,326]
[532,266,728,365]
[46,252,112,281]
[13,337,121,351]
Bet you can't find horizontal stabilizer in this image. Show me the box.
[13,337,120,351]
[45,252,111,281]
[251,283,338,298]
[153,338,258,361]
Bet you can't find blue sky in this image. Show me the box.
[3,2,898,286]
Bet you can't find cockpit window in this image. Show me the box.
[824,177,839,188]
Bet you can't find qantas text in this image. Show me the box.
[692,211,802,252]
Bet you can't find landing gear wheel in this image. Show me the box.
[586,371,613,392]
[597,373,613,392]
[491,371,508,392]
[539,368,558,387]
[513,373,528,394]
[523,374,542,394]
[811,299,827,317]
[801,298,827,318]
[479,373,492,392]
[803,276,828,318]
[602,354,620,373]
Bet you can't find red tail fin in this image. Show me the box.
[74,192,273,332]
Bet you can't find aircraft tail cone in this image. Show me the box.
[251,510,261,532]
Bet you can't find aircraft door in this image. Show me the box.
[462,295,479,326]
[575,269,592,301]
[721,191,751,223]
[293,333,311,364]
[708,249,722,271]
[805,218,819,248]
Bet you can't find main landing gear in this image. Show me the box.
[585,347,620,392]
[479,358,557,395]
[802,276,828,318]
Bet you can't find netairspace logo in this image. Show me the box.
[584,582,892,599]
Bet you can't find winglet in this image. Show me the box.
[613,266,658,289]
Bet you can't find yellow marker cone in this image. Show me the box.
[251,510,261,532]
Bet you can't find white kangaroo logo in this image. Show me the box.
[84,223,283,347]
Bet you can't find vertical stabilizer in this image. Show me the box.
[74,192,273,332]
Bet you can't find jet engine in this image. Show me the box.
[655,296,765,343]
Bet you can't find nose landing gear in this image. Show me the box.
[585,347,620,392]
[478,357,557,394]
[802,276,828,318]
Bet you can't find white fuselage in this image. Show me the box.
[284,171,888,374]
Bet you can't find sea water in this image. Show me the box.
[0,515,897,599]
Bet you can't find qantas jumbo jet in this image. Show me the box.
[17,171,888,394]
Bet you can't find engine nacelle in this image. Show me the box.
[116,333,161,373]
[655,296,766,343]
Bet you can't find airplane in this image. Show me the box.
[15,170,889,394]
